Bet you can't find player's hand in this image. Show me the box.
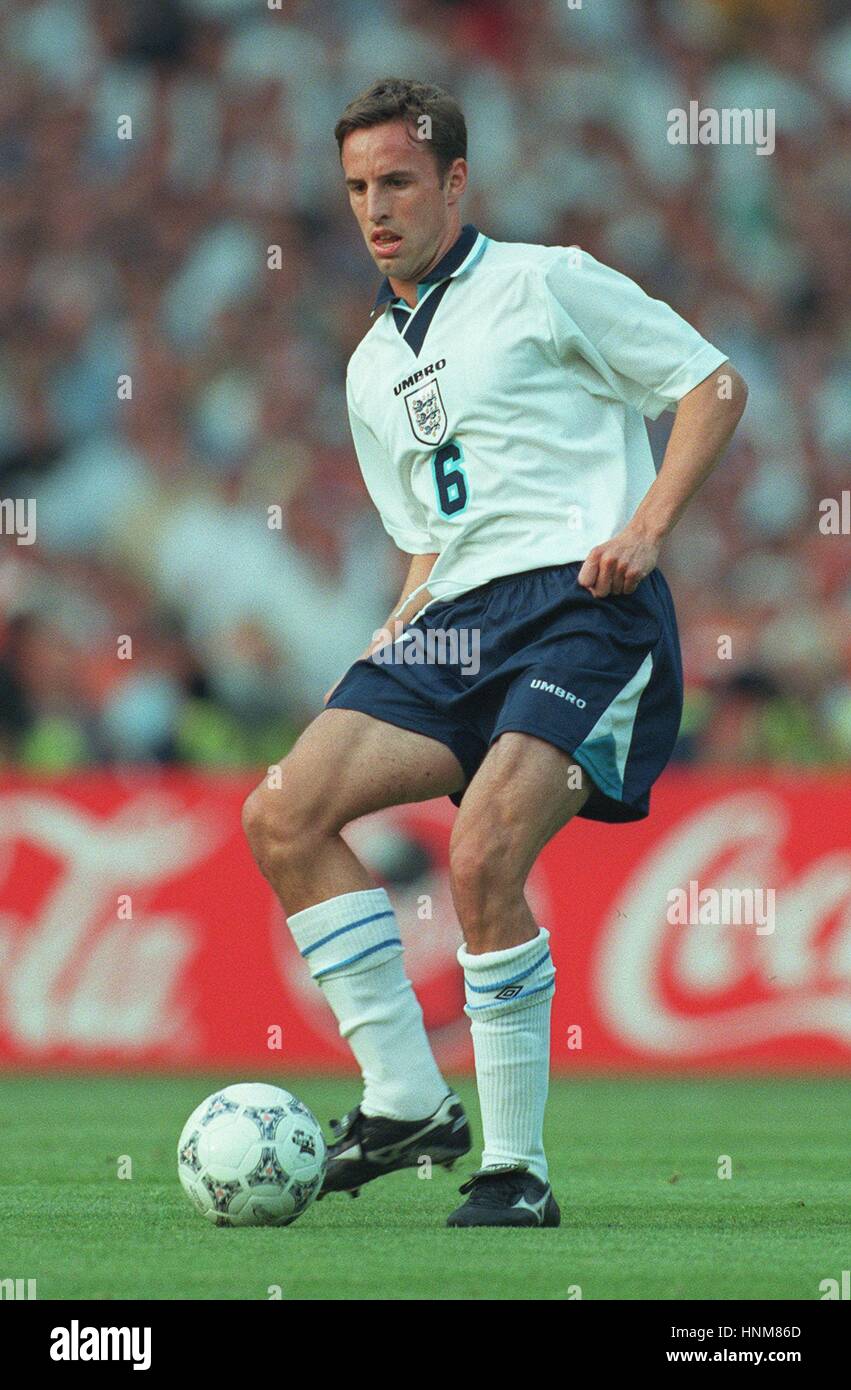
[577,524,660,598]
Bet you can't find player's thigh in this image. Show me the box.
[450,731,591,885]
[251,707,466,835]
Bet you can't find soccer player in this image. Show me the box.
[242,78,747,1227]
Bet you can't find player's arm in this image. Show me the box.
[323,550,438,704]
[578,363,747,597]
[542,252,748,600]
[335,377,438,696]
[359,549,439,658]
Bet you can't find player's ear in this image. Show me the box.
[444,157,468,204]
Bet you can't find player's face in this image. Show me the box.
[342,121,466,286]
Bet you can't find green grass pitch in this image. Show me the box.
[0,1075,846,1300]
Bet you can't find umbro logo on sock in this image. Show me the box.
[494,985,524,1000]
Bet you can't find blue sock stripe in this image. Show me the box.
[464,980,555,1011]
[463,949,553,994]
[312,938,402,980]
[300,910,395,958]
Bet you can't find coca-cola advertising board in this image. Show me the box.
[1,770,849,1070]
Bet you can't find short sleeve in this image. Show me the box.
[542,249,728,419]
[346,377,435,554]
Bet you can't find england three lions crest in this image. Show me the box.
[405,380,447,446]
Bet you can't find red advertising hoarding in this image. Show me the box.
[1,770,849,1070]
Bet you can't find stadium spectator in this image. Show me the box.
[0,0,848,769]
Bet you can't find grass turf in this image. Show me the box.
[0,1075,846,1301]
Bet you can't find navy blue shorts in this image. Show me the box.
[327,562,683,822]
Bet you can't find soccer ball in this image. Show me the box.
[177,1082,327,1227]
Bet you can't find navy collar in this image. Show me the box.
[372,223,481,314]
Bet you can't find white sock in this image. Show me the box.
[288,887,448,1121]
[457,927,555,1184]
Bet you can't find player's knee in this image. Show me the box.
[241,782,281,871]
[241,783,268,855]
[449,814,520,917]
[241,772,321,879]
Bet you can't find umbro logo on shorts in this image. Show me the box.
[530,679,587,709]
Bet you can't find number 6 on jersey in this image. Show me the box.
[432,440,469,516]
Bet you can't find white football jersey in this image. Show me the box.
[346,226,727,608]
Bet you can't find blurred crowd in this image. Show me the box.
[0,0,849,773]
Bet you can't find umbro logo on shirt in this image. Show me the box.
[530,679,587,709]
[393,358,446,396]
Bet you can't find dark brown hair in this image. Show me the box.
[334,77,467,182]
